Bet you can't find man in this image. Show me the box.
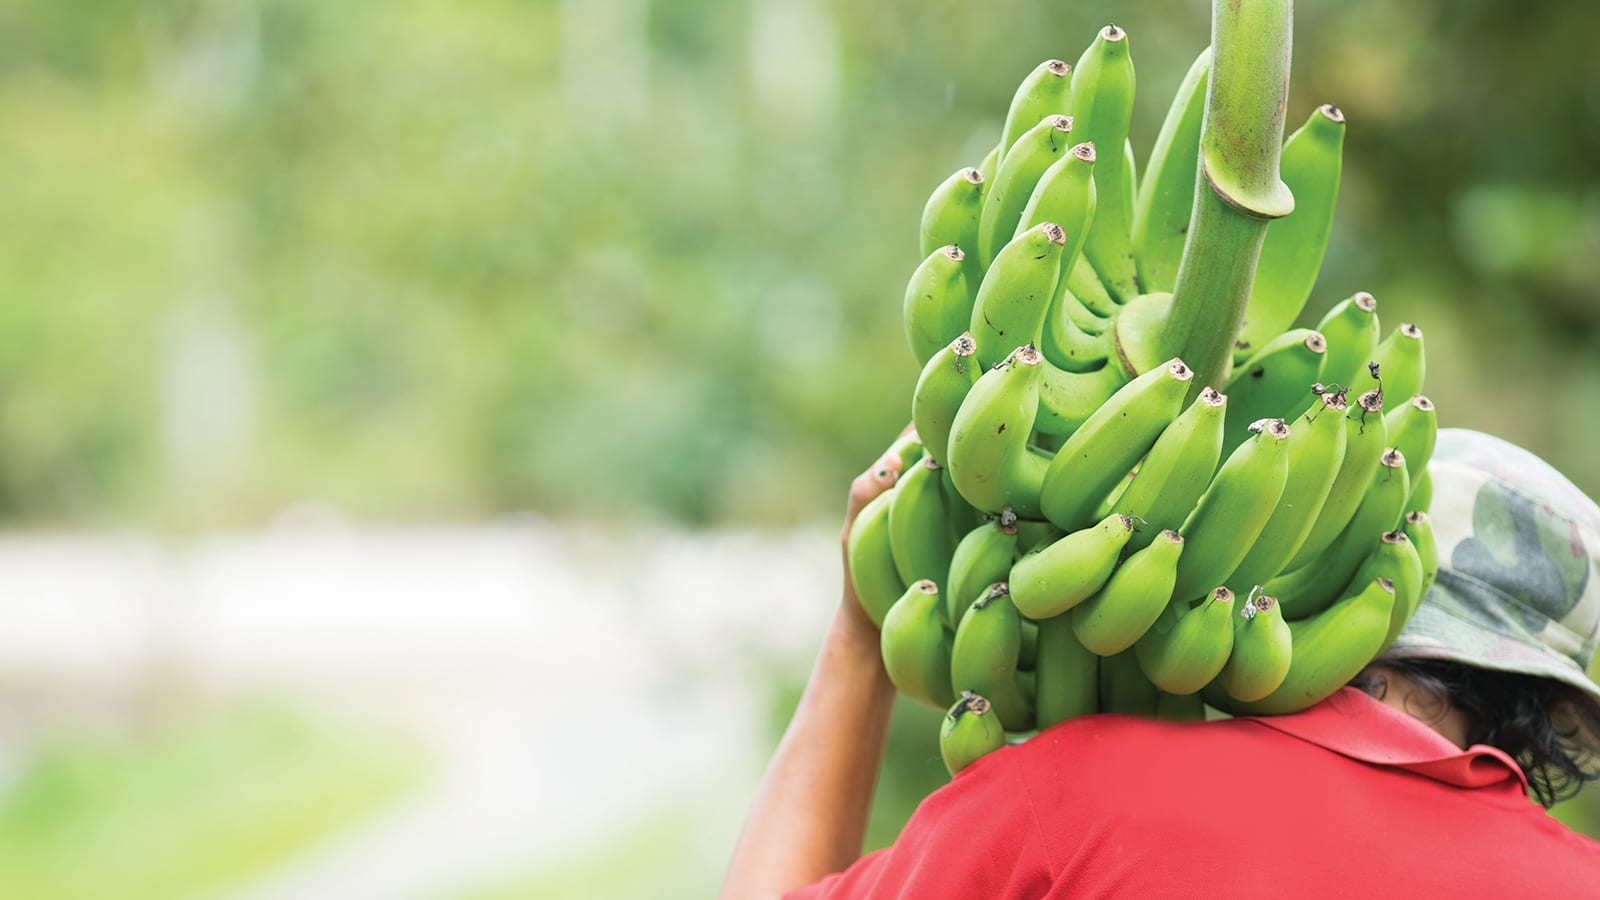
[721,428,1600,898]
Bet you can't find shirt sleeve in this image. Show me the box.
[784,747,1053,899]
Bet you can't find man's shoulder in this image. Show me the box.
[994,713,1265,763]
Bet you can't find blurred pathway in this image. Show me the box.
[0,516,838,899]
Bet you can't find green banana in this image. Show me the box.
[1040,293,1115,372]
[1155,690,1207,722]
[1370,323,1426,408]
[1315,291,1381,391]
[1170,418,1291,602]
[947,511,1020,627]
[1055,284,1111,334]
[880,579,956,709]
[1136,587,1236,695]
[1009,513,1133,620]
[1068,25,1140,300]
[1226,391,1349,592]
[919,166,986,289]
[1015,141,1097,262]
[1384,394,1437,490]
[1285,388,1388,571]
[1210,589,1293,703]
[975,142,1001,207]
[1034,612,1100,728]
[1234,104,1347,364]
[1116,385,1228,551]
[997,59,1074,167]
[977,116,1077,268]
[1033,359,1131,436]
[1099,647,1160,718]
[1072,529,1185,655]
[1066,254,1121,318]
[1132,47,1210,293]
[1220,329,1327,457]
[950,583,1034,731]
[903,245,973,367]
[940,691,1007,776]
[1273,447,1410,619]
[888,457,955,593]
[846,487,905,627]
[1039,358,1195,530]
[1403,509,1439,603]
[946,344,1053,517]
[1122,138,1139,234]
[1409,466,1433,513]
[1351,529,1424,652]
[1015,142,1103,369]
[912,333,981,466]
[885,429,925,474]
[1213,577,1396,715]
[969,222,1069,368]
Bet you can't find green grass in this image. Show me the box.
[449,811,724,900]
[0,700,429,900]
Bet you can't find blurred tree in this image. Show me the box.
[0,0,1591,528]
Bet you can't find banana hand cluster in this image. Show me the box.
[859,25,1440,776]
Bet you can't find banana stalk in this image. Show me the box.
[1157,0,1295,399]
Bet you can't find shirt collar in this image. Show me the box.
[1239,687,1529,793]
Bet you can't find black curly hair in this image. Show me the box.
[1351,656,1600,807]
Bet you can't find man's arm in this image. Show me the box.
[719,455,903,899]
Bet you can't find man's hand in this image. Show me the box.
[838,447,904,638]
[719,433,912,899]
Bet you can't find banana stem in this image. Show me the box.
[1159,0,1295,398]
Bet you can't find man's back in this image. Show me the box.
[789,689,1600,899]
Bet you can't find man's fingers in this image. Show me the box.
[844,453,902,525]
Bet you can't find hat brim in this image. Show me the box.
[1387,574,1600,714]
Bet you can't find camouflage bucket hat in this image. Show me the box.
[1389,428,1600,706]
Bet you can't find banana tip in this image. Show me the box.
[1400,322,1423,339]
[1049,114,1073,133]
[1046,59,1070,77]
[1200,387,1225,407]
[1319,103,1345,124]
[953,691,991,720]
[1102,24,1126,42]
[1306,332,1327,354]
[1070,142,1096,163]
[1353,291,1377,312]
[960,166,983,185]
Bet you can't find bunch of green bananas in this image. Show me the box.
[858,26,1443,777]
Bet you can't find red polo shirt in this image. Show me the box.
[788,688,1600,898]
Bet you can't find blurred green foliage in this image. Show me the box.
[0,702,425,900]
[0,0,1594,530]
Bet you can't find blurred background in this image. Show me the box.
[0,0,1597,897]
